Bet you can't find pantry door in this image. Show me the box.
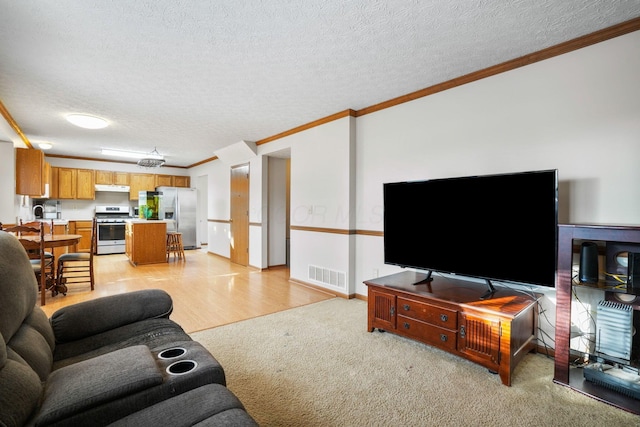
[230,164,249,266]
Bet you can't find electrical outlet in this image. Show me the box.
[373,269,379,278]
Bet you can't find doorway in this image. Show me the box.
[230,164,249,266]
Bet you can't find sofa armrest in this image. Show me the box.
[50,289,174,344]
[36,345,163,426]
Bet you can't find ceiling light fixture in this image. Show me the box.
[66,113,109,129]
[38,142,53,150]
[137,147,166,168]
[101,148,154,159]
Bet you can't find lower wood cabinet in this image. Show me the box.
[125,221,167,266]
[67,220,93,253]
[365,271,539,386]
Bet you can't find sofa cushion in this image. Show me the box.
[52,317,192,369]
[0,232,38,342]
[0,332,43,427]
[50,289,175,344]
[7,322,53,382]
[37,345,163,426]
[108,384,258,427]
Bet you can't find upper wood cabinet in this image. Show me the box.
[50,166,59,199]
[39,165,187,199]
[96,170,130,185]
[56,168,95,199]
[15,148,45,196]
[129,173,156,200]
[174,175,190,188]
[76,169,95,199]
[155,174,174,187]
[57,168,77,199]
[156,174,190,188]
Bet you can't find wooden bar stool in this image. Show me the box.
[166,231,185,262]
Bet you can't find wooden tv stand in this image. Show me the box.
[365,271,539,386]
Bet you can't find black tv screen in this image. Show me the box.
[383,169,558,287]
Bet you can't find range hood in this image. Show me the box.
[95,184,130,193]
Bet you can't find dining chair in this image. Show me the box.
[20,219,56,282]
[3,224,48,305]
[56,218,97,295]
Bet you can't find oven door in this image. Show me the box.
[96,222,126,253]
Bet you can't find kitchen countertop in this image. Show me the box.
[125,219,170,223]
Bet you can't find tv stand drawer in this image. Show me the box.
[397,315,457,351]
[397,297,457,329]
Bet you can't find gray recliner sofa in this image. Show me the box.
[0,231,257,426]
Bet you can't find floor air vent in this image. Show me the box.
[308,265,346,289]
[596,300,634,361]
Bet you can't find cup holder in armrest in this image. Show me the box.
[158,347,187,360]
[166,360,198,375]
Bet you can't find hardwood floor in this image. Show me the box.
[39,248,335,333]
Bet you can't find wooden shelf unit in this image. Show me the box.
[365,271,539,386]
[554,224,640,415]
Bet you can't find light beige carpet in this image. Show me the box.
[190,298,639,426]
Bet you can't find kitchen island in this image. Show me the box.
[125,220,167,266]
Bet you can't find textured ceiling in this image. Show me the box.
[0,1,639,167]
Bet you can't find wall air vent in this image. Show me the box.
[308,265,346,289]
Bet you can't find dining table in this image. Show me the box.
[20,233,82,249]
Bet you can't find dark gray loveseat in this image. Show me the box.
[0,231,257,426]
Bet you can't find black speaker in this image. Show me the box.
[628,252,640,290]
[579,242,599,283]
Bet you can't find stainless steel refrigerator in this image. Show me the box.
[156,186,198,249]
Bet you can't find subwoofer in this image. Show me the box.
[579,242,599,283]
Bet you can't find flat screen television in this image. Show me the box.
[383,169,558,293]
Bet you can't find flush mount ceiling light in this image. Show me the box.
[101,148,153,159]
[66,113,109,129]
[38,142,53,150]
[137,147,166,168]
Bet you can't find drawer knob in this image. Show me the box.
[440,314,448,322]
[403,322,410,329]
[440,334,448,342]
[403,304,410,311]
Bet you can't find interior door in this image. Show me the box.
[230,164,249,265]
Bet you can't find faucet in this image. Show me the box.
[32,204,44,220]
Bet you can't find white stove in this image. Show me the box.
[95,206,131,254]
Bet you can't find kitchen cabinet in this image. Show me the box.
[75,169,95,199]
[96,170,130,185]
[68,220,94,253]
[174,175,190,188]
[125,220,167,265]
[155,174,174,187]
[57,168,76,199]
[15,148,46,196]
[129,173,156,200]
[49,166,59,199]
[55,168,95,199]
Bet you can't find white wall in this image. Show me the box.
[190,158,231,258]
[0,142,18,224]
[351,30,640,348]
